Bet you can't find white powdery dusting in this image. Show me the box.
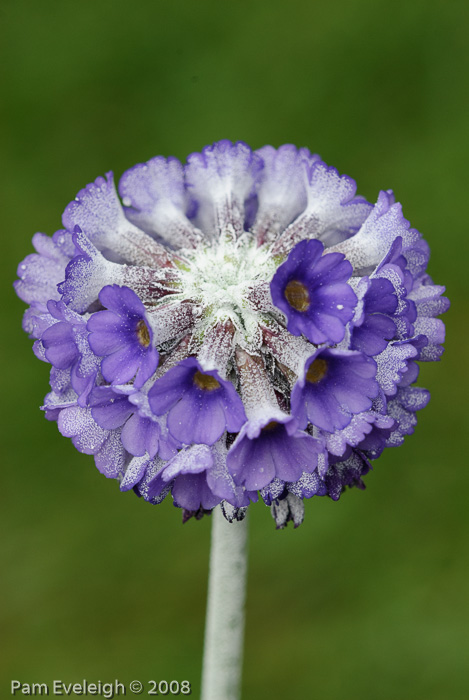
[260,320,314,376]
[413,317,445,361]
[373,263,409,316]
[148,302,198,345]
[65,174,173,268]
[201,506,248,700]
[375,342,418,396]
[260,476,285,502]
[162,444,213,480]
[43,385,78,411]
[398,386,430,412]
[329,192,420,275]
[176,233,276,351]
[94,429,126,479]
[385,403,416,446]
[15,233,71,305]
[287,470,322,497]
[325,411,394,457]
[58,406,107,453]
[120,455,151,491]
[50,367,74,395]
[235,347,284,422]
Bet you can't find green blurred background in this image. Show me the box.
[1,0,467,698]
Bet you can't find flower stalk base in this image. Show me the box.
[201,506,249,700]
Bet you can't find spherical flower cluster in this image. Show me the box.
[15,141,448,527]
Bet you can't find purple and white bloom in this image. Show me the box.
[148,357,246,446]
[15,140,448,526]
[227,416,323,491]
[290,347,379,432]
[270,238,357,344]
[87,284,159,388]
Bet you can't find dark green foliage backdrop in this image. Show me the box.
[1,1,467,698]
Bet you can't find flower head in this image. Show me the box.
[15,141,448,527]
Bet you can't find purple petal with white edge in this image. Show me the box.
[38,300,101,407]
[118,380,183,459]
[119,156,202,248]
[397,359,420,387]
[260,477,286,506]
[185,140,263,238]
[288,470,327,499]
[408,278,450,318]
[385,386,430,447]
[48,366,73,396]
[408,275,449,361]
[252,145,318,244]
[58,406,108,455]
[403,238,430,278]
[156,444,222,511]
[22,307,55,340]
[329,190,421,275]
[161,444,213,481]
[205,440,246,506]
[325,450,371,500]
[59,230,176,312]
[374,340,419,397]
[120,455,152,491]
[63,172,173,268]
[133,458,171,504]
[272,160,372,255]
[325,411,395,457]
[14,231,73,307]
[94,429,127,479]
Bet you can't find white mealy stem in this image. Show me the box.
[201,506,249,700]
[235,347,284,422]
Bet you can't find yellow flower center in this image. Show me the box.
[284,280,310,312]
[136,319,151,347]
[306,358,328,384]
[193,370,221,391]
[261,420,280,433]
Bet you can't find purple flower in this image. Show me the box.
[270,238,357,344]
[143,443,235,512]
[148,357,246,445]
[87,284,159,388]
[291,348,379,432]
[226,415,323,491]
[89,386,179,461]
[39,300,100,406]
[14,140,448,527]
[350,277,398,356]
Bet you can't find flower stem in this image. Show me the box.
[201,505,249,700]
